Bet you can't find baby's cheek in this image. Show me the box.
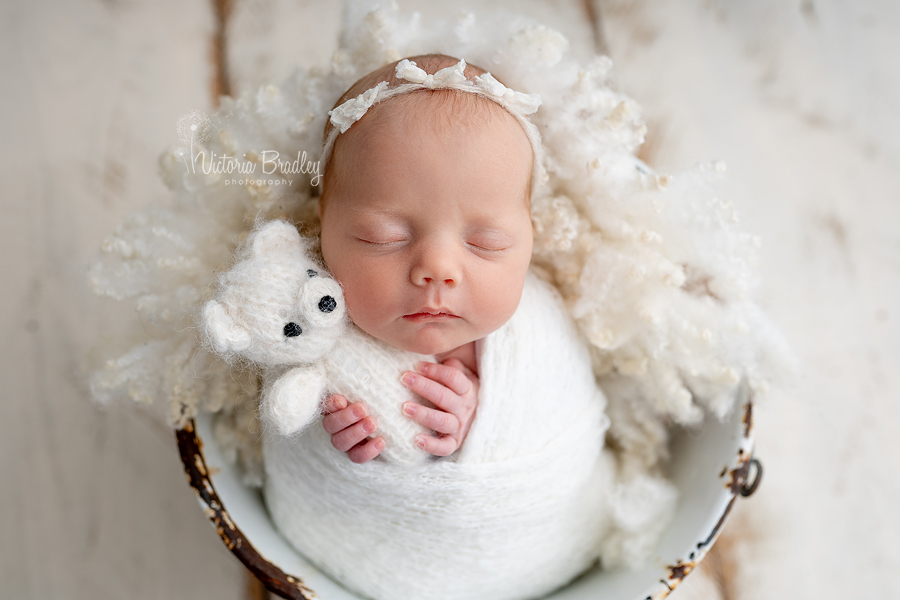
[471,266,528,335]
[340,261,399,325]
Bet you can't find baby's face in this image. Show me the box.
[320,93,534,356]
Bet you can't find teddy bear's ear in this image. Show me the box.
[248,220,304,259]
[202,300,252,355]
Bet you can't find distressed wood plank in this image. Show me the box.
[597,1,900,598]
[226,0,343,95]
[0,0,248,597]
[8,0,890,598]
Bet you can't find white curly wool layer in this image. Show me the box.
[264,271,617,600]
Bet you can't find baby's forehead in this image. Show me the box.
[332,93,534,207]
[320,56,541,208]
[361,90,527,140]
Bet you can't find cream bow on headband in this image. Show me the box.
[321,58,545,189]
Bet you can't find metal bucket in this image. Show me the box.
[177,392,761,599]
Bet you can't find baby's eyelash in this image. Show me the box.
[357,237,405,247]
[467,242,508,253]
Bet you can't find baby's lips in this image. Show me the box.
[402,311,461,323]
[300,277,345,326]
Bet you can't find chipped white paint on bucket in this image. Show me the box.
[186,390,756,600]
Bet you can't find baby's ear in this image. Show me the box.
[202,300,252,355]
[249,220,304,259]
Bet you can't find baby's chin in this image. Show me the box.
[402,338,464,357]
[373,327,473,357]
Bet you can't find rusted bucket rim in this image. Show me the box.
[176,400,760,600]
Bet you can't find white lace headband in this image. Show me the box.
[321,58,546,192]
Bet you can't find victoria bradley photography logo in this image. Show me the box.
[175,110,321,186]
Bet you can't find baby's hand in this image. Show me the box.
[400,358,479,457]
[320,395,385,464]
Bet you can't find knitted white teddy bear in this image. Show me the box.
[201,219,433,465]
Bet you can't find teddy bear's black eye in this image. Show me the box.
[307,269,318,277]
[283,322,302,337]
[318,296,337,313]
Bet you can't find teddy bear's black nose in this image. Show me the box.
[318,296,337,313]
[283,322,302,337]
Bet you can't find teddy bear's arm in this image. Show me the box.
[262,363,328,436]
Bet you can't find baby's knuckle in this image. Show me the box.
[450,372,467,390]
[437,387,455,407]
[423,410,442,429]
[442,414,459,434]
[334,412,352,429]
[431,412,447,431]
[436,443,458,457]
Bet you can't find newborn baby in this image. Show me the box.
[260,54,616,600]
[317,54,535,463]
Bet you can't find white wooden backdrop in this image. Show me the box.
[2,0,897,598]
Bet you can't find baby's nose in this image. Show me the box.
[410,247,460,288]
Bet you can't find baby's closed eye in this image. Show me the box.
[466,241,508,253]
[465,230,514,253]
[352,223,410,248]
[356,237,407,247]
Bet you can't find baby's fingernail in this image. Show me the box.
[374,438,385,451]
[415,436,426,449]
[416,362,429,374]
[400,372,415,388]
[403,402,417,417]
[352,405,366,419]
[363,418,376,433]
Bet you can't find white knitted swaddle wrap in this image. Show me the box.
[264,270,615,600]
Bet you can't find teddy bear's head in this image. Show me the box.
[201,220,346,368]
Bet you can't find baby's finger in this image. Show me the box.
[401,371,460,414]
[322,402,367,434]
[416,361,472,396]
[440,358,477,380]
[415,433,458,457]
[403,402,459,434]
[321,394,348,415]
[348,437,385,464]
[331,416,377,452]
